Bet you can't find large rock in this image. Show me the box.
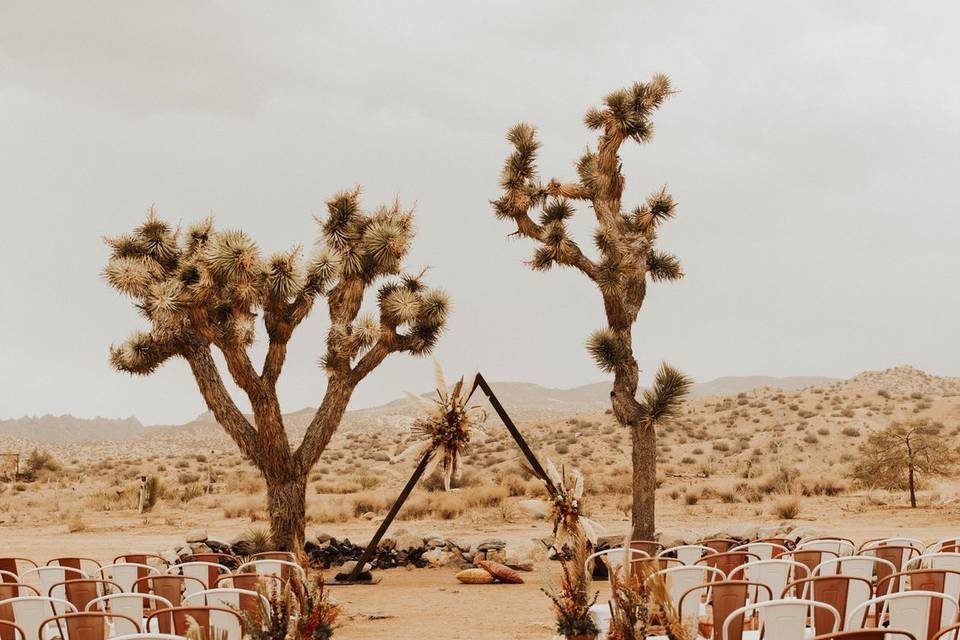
[422,548,452,567]
[786,525,818,542]
[424,531,445,548]
[477,539,507,551]
[340,560,372,574]
[725,523,760,541]
[185,529,208,543]
[315,531,335,544]
[395,534,424,552]
[517,499,550,520]
[159,549,180,565]
[482,548,507,564]
[176,545,193,559]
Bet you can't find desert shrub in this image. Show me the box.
[239,526,273,554]
[177,472,200,485]
[684,492,699,505]
[178,483,205,503]
[712,441,731,453]
[772,497,801,519]
[142,476,165,511]
[817,427,829,436]
[222,496,264,520]
[717,489,737,504]
[842,427,860,437]
[67,513,88,533]
[421,468,480,492]
[802,434,819,444]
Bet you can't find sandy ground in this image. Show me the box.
[3,494,959,639]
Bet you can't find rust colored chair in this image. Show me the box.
[39,611,140,640]
[0,561,38,583]
[678,580,773,640]
[696,551,761,579]
[214,573,284,595]
[181,553,238,568]
[876,569,960,629]
[813,631,918,640]
[778,549,841,579]
[146,606,243,640]
[931,622,960,640]
[866,546,925,594]
[0,580,40,639]
[131,576,206,609]
[48,580,121,614]
[784,575,873,633]
[0,621,24,640]
[756,537,794,550]
[700,538,739,554]
[251,552,296,563]
[46,559,102,575]
[628,541,665,558]
[111,555,168,568]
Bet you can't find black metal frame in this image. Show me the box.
[338,372,555,582]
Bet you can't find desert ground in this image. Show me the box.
[2,365,959,638]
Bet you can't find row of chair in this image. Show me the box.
[0,552,305,640]
[588,535,960,639]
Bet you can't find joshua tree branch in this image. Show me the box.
[183,342,261,465]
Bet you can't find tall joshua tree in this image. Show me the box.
[103,188,448,549]
[492,76,691,540]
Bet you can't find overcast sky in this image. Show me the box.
[1,2,958,425]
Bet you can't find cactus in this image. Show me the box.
[492,77,691,539]
[103,189,448,549]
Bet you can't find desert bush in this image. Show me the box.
[712,441,731,453]
[177,472,200,485]
[841,427,860,437]
[684,492,699,506]
[178,483,205,503]
[772,497,800,519]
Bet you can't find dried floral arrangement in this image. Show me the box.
[542,537,600,639]
[546,459,601,547]
[401,362,487,490]
[237,568,342,640]
[606,563,695,640]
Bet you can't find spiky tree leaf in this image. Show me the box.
[381,287,421,325]
[647,250,683,282]
[586,329,625,373]
[417,289,449,329]
[638,362,692,428]
[206,230,261,282]
[103,257,157,298]
[110,331,174,375]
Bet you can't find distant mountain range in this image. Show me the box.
[0,374,838,443]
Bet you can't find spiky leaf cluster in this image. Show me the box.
[638,363,693,429]
[105,193,447,377]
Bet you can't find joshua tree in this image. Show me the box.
[103,188,448,548]
[853,419,957,507]
[491,76,691,539]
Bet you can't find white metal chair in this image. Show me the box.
[800,539,857,557]
[652,565,724,621]
[813,556,898,592]
[732,542,789,562]
[234,560,305,583]
[927,538,960,554]
[583,548,648,639]
[660,544,716,565]
[0,596,77,640]
[848,591,959,640]
[85,593,173,633]
[183,588,269,617]
[907,553,960,573]
[169,563,229,596]
[19,568,87,615]
[729,559,809,603]
[860,538,925,554]
[97,564,161,593]
[722,598,840,640]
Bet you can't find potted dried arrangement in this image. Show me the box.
[606,563,695,640]
[401,363,487,490]
[542,460,602,640]
[237,568,342,640]
[542,552,599,640]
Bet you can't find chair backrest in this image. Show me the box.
[184,588,269,617]
[250,552,296,563]
[0,561,38,583]
[927,538,960,554]
[860,538,925,554]
[849,591,960,640]
[0,596,77,640]
[49,580,121,614]
[628,540,664,557]
[46,559,102,575]
[234,560,305,583]
[679,580,772,640]
[878,570,960,630]
[583,548,648,584]
[811,629,919,640]
[213,573,284,596]
[171,563,228,595]
[20,567,90,604]
[653,565,724,621]
[930,622,960,640]
[111,556,168,570]
[0,621,24,640]
[146,606,243,640]
[0,582,40,640]
[800,539,856,557]
[181,554,237,569]
[864,546,923,593]
[756,537,794,549]
[814,556,899,590]
[908,554,960,574]
[696,552,760,578]
[84,593,173,632]
[660,544,716,565]
[785,575,873,632]
[723,598,840,640]
[631,556,684,574]
[98,564,160,593]
[700,538,739,554]
[779,550,841,578]
[731,542,789,561]
[131,576,206,609]
[728,559,809,602]
[39,611,141,640]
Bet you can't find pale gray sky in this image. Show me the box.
[1,2,958,425]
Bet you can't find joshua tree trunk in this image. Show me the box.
[266,473,308,551]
